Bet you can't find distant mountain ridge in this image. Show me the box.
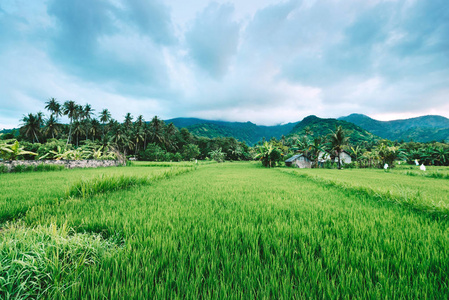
[289,115,378,144]
[338,114,449,142]
[3,114,448,144]
[166,116,377,145]
[166,118,297,145]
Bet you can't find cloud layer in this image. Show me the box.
[1,0,448,128]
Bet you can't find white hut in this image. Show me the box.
[318,150,352,165]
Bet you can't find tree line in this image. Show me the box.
[1,98,448,167]
[2,98,251,162]
[252,126,449,168]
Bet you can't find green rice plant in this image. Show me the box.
[4,162,449,298]
[21,162,449,299]
[0,164,175,225]
[0,222,118,299]
[66,167,194,199]
[280,168,449,218]
[404,170,449,180]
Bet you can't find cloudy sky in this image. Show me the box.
[1,0,448,129]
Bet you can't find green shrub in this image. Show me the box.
[12,164,24,173]
[0,164,8,173]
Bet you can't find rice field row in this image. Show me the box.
[0,164,195,224]
[1,162,449,298]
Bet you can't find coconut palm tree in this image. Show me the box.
[149,116,166,147]
[89,119,101,141]
[44,115,60,139]
[134,115,144,129]
[123,113,133,131]
[310,137,326,168]
[72,121,85,147]
[21,113,42,143]
[329,125,349,169]
[99,109,111,141]
[45,98,62,119]
[63,100,78,145]
[81,104,95,140]
[164,122,178,151]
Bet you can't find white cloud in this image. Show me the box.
[0,0,448,129]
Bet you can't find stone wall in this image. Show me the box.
[0,160,125,171]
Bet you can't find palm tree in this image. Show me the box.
[133,128,145,156]
[63,100,78,145]
[81,104,95,140]
[310,137,326,168]
[82,104,94,120]
[89,119,101,141]
[44,115,60,139]
[329,125,349,169]
[72,121,85,147]
[134,115,144,129]
[99,109,112,141]
[109,123,134,156]
[45,98,62,119]
[124,113,133,130]
[296,136,311,157]
[21,113,42,143]
[149,116,166,147]
[132,115,146,155]
[164,123,178,151]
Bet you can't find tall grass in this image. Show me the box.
[66,167,194,198]
[0,222,118,299]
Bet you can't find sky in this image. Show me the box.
[0,0,448,129]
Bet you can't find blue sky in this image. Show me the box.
[1,0,448,129]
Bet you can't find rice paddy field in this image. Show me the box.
[1,162,449,299]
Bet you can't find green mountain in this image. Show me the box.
[167,116,376,145]
[289,115,378,144]
[339,114,449,142]
[166,118,297,146]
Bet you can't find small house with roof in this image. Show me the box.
[285,154,312,168]
[318,150,352,165]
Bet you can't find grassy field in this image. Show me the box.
[1,162,449,298]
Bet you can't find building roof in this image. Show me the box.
[285,154,303,163]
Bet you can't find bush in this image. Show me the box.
[0,164,8,173]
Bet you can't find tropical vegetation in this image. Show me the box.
[1,99,449,170]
